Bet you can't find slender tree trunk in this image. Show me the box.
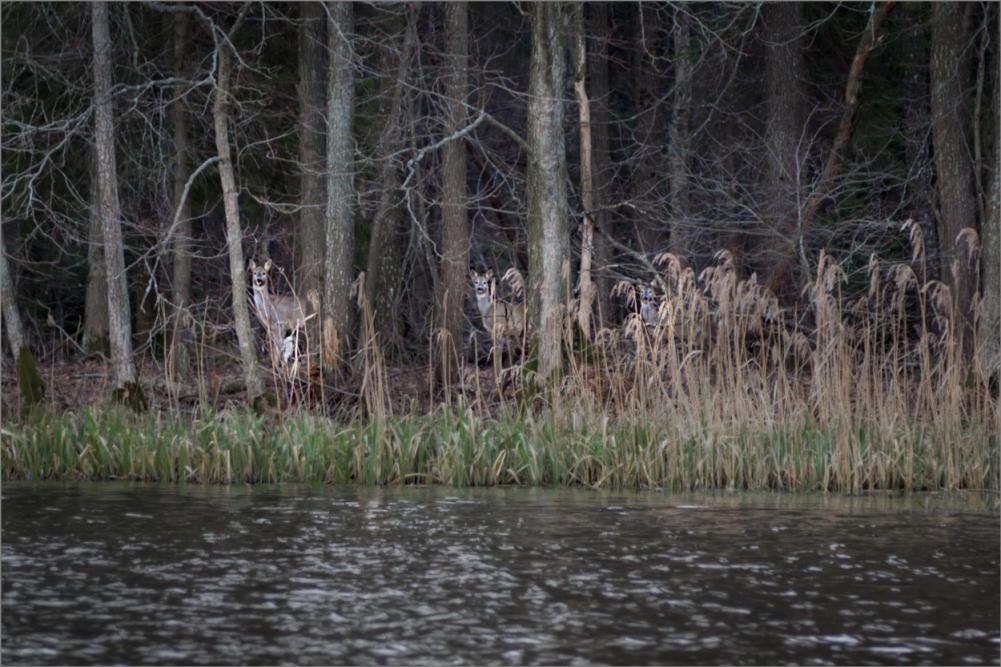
[0,234,44,408]
[92,1,137,389]
[297,2,326,311]
[977,34,999,381]
[931,2,977,357]
[760,1,807,296]
[213,42,262,400]
[438,1,469,382]
[588,2,613,326]
[170,11,192,373]
[364,6,415,353]
[322,0,356,371]
[668,7,693,260]
[83,149,109,354]
[527,2,570,380]
[630,4,666,254]
[573,3,595,340]
[0,236,25,358]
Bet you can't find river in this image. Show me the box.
[2,483,998,665]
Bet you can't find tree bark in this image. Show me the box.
[977,36,999,381]
[0,234,25,358]
[527,2,570,380]
[212,42,263,400]
[765,1,895,293]
[364,6,415,354]
[572,3,595,340]
[322,0,356,371]
[92,1,137,389]
[931,2,977,357]
[630,4,667,255]
[668,6,693,260]
[170,11,192,372]
[438,1,469,382]
[83,149,109,354]
[297,2,326,311]
[588,2,613,326]
[759,1,807,296]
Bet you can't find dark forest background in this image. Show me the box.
[1,1,998,407]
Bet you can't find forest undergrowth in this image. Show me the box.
[3,229,998,492]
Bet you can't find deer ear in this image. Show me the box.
[485,270,494,281]
[469,270,478,282]
[249,259,257,271]
[264,259,272,271]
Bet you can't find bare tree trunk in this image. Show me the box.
[931,2,977,357]
[213,42,263,401]
[297,2,326,311]
[364,7,415,354]
[527,2,570,380]
[322,0,356,371]
[572,3,595,340]
[170,11,192,373]
[83,149,109,354]
[759,1,807,296]
[438,1,469,383]
[668,6,693,260]
[977,39,999,381]
[588,2,613,326]
[0,235,44,408]
[630,4,666,255]
[92,1,137,389]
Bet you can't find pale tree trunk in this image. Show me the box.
[322,0,356,371]
[931,2,977,358]
[668,7,693,260]
[364,6,415,353]
[297,2,326,311]
[0,235,44,408]
[438,1,469,383]
[527,2,570,380]
[0,237,25,358]
[572,3,595,340]
[213,43,263,400]
[760,1,807,296]
[170,11,192,373]
[92,1,137,389]
[588,2,613,326]
[83,149,109,354]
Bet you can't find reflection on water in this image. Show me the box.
[2,484,998,665]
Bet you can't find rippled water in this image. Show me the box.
[2,483,998,665]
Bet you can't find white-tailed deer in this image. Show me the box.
[249,259,313,363]
[470,269,526,340]
[638,284,662,328]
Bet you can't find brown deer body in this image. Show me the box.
[249,259,312,363]
[470,270,526,340]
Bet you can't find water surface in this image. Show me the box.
[3,484,998,665]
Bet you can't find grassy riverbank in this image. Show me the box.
[2,405,996,491]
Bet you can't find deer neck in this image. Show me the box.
[475,292,493,319]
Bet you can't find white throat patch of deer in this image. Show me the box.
[470,269,525,340]
[249,259,311,362]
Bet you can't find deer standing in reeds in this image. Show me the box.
[470,269,526,341]
[637,284,662,328]
[249,259,313,364]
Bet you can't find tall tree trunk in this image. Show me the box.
[527,2,570,380]
[322,0,356,371]
[213,42,263,401]
[170,11,192,373]
[573,3,596,340]
[931,2,977,357]
[760,1,807,296]
[901,3,939,280]
[83,149,109,354]
[977,33,999,381]
[297,2,326,312]
[438,1,469,382]
[92,1,137,389]
[588,2,613,326]
[364,6,415,354]
[668,7,693,260]
[630,4,666,254]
